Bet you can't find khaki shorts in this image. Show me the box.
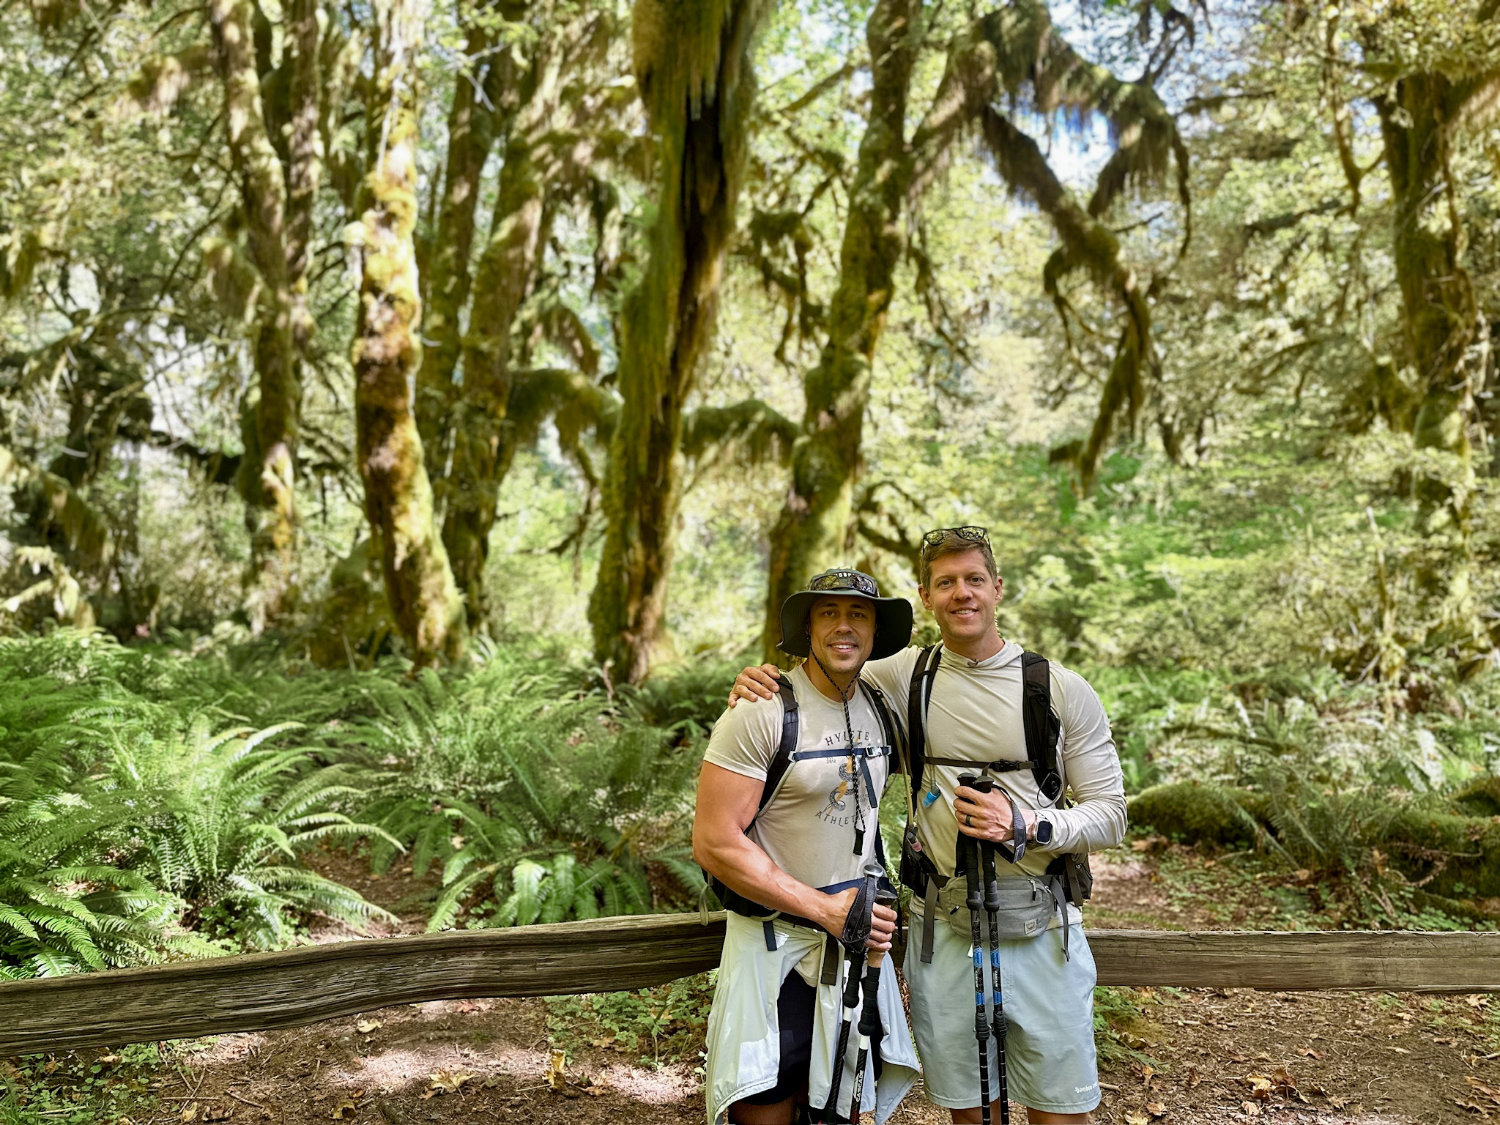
[903,915,1100,1114]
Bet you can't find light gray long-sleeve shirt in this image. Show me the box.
[863,640,1126,923]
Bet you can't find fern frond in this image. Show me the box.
[426,862,500,932]
[497,859,548,927]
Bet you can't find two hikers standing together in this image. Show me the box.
[693,526,1126,1125]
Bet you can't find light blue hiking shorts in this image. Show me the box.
[904,913,1100,1114]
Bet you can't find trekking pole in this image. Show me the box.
[979,836,1011,1125]
[846,885,898,1123]
[823,863,882,1121]
[962,773,1011,1125]
[958,826,993,1125]
[823,942,863,1121]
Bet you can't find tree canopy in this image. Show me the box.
[1,0,1498,687]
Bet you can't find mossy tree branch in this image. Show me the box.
[903,0,1188,493]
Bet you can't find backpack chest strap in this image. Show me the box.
[791,743,891,806]
[922,755,1031,774]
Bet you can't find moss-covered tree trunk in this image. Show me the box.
[1372,74,1479,530]
[352,0,465,666]
[442,45,563,626]
[283,0,321,361]
[417,5,520,471]
[589,0,770,685]
[208,0,303,627]
[761,0,922,662]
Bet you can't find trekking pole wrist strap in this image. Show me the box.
[994,790,1028,865]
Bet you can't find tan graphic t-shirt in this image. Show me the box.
[704,664,893,894]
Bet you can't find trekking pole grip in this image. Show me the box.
[958,771,995,794]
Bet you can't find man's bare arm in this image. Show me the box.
[692,761,894,949]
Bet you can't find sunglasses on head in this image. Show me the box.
[808,570,879,598]
[920,525,990,555]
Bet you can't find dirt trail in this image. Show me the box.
[16,848,1500,1124]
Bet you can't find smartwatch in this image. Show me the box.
[1033,814,1054,846]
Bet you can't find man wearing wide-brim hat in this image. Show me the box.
[694,568,920,1125]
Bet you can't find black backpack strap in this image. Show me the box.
[756,673,799,815]
[859,677,900,771]
[1021,651,1093,927]
[905,644,941,806]
[857,677,899,880]
[706,674,799,931]
[1020,651,1064,803]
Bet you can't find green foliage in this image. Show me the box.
[545,972,715,1066]
[114,721,399,948]
[0,632,715,971]
[1112,628,1500,925]
[0,1041,170,1125]
[0,790,184,979]
[618,653,746,741]
[340,650,703,931]
[0,632,397,973]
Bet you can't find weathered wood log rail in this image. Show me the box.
[2,914,1497,1056]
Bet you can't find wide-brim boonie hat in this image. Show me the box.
[778,568,914,661]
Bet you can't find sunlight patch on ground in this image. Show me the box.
[332,1047,459,1093]
[592,1062,696,1104]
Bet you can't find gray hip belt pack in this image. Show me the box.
[911,869,1076,962]
[934,874,1056,941]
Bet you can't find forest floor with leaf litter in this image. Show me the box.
[6,845,1498,1125]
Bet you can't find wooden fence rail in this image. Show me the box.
[1,915,1497,1056]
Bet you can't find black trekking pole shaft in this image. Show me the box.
[980,839,1010,1125]
[846,888,897,1123]
[960,829,992,1125]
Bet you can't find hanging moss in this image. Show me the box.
[904,2,1187,496]
[977,106,1156,494]
[126,45,215,114]
[590,0,772,685]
